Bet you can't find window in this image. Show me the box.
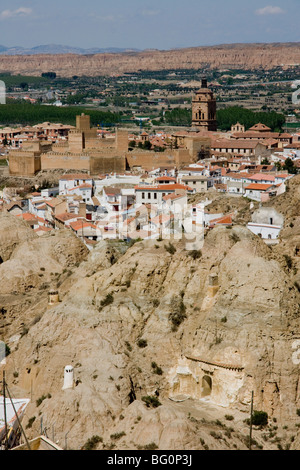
[154,193,157,200]
[148,193,151,199]
[142,192,145,199]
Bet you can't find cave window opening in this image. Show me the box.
[201,375,212,398]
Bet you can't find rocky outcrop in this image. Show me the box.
[1,178,300,450]
[1,213,300,450]
[0,215,89,338]
[0,43,299,77]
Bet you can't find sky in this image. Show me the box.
[0,0,299,50]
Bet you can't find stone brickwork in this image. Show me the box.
[192,79,217,131]
[8,111,209,176]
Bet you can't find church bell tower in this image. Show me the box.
[192,79,217,131]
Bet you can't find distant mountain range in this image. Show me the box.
[0,44,141,55]
[0,42,299,77]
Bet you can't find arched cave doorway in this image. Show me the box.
[201,375,212,398]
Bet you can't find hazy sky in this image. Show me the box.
[0,0,299,50]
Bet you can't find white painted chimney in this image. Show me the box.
[62,365,74,390]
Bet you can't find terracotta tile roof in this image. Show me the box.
[248,174,275,182]
[45,198,64,208]
[225,172,251,179]
[104,187,122,196]
[35,203,47,210]
[180,167,205,172]
[248,123,272,132]
[6,202,23,211]
[210,215,233,225]
[55,213,77,222]
[284,143,300,149]
[34,226,52,233]
[155,176,177,182]
[69,220,96,232]
[245,183,274,191]
[212,139,267,149]
[17,213,38,222]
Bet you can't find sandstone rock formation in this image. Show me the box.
[1,178,300,450]
[0,43,299,77]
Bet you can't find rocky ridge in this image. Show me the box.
[0,43,299,77]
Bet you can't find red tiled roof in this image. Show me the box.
[248,174,275,182]
[210,215,233,225]
[155,176,177,182]
[225,172,251,179]
[248,123,272,132]
[104,187,122,195]
[180,167,205,172]
[245,183,274,191]
[69,220,96,231]
[17,213,38,222]
[6,202,23,211]
[212,139,267,149]
[45,198,64,208]
[55,213,77,222]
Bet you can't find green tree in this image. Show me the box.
[217,106,285,132]
[164,108,192,126]
[41,72,57,79]
[283,158,298,175]
[19,82,28,90]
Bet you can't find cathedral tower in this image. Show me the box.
[192,79,217,131]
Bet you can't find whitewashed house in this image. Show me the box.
[59,174,94,195]
[68,183,93,204]
[135,184,191,207]
[244,183,277,202]
[247,207,284,240]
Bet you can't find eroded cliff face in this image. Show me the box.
[1,195,300,450]
[0,43,299,76]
